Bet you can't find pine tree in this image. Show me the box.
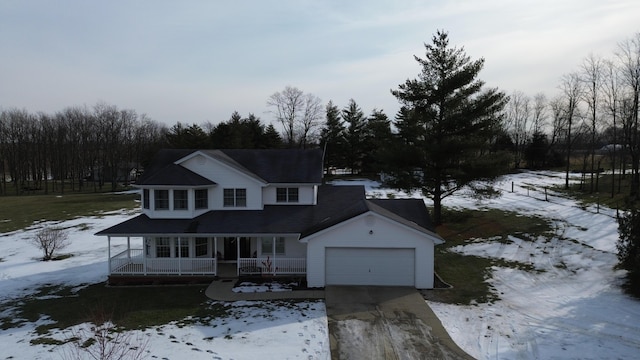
[362,109,392,175]
[617,205,640,293]
[388,30,509,224]
[342,99,367,174]
[263,124,283,149]
[319,101,347,173]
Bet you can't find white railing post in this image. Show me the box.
[213,236,218,275]
[143,238,148,275]
[272,236,276,276]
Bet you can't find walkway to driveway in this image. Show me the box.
[205,278,324,301]
[325,286,474,360]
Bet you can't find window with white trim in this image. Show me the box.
[154,190,169,210]
[156,237,171,257]
[276,187,299,203]
[195,189,208,209]
[223,188,247,207]
[174,238,189,257]
[173,189,188,210]
[195,237,208,257]
[261,237,285,255]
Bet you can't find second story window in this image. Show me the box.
[143,189,150,209]
[276,187,299,203]
[154,190,169,210]
[173,190,188,210]
[195,189,208,209]
[223,188,247,207]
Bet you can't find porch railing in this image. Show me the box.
[237,257,306,275]
[110,249,216,276]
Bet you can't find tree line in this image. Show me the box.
[501,33,640,200]
[2,31,639,210]
[0,103,166,195]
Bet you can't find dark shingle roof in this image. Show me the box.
[97,185,442,242]
[140,163,216,186]
[136,148,323,186]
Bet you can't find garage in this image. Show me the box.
[325,247,415,286]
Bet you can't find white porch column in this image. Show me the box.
[127,237,131,260]
[178,237,182,275]
[143,237,148,276]
[107,236,111,274]
[213,236,218,275]
[272,236,276,275]
[236,236,240,276]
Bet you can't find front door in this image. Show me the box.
[223,237,251,260]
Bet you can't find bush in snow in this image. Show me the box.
[617,206,640,292]
[30,226,70,261]
[61,306,149,360]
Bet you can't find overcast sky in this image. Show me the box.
[1,1,638,127]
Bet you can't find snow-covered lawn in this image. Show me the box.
[341,171,640,359]
[0,211,329,359]
[2,171,640,359]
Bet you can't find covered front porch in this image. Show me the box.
[106,235,307,278]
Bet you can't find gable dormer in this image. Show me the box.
[138,149,324,219]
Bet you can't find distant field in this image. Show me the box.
[0,192,139,233]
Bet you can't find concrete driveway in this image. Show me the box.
[325,286,474,360]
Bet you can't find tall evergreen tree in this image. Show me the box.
[319,101,347,173]
[209,112,281,149]
[262,124,283,149]
[388,30,509,224]
[166,122,209,149]
[362,109,392,174]
[342,99,367,174]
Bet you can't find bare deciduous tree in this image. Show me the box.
[266,86,323,148]
[31,226,69,261]
[559,72,584,189]
[505,90,531,168]
[617,32,640,198]
[62,306,149,360]
[580,53,604,192]
[602,58,624,197]
[531,93,548,136]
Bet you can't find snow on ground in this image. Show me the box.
[2,171,640,359]
[345,171,640,359]
[0,208,329,359]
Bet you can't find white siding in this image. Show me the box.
[180,154,265,210]
[305,212,437,289]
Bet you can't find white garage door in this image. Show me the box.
[325,247,415,286]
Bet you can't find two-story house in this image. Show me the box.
[97,148,444,288]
